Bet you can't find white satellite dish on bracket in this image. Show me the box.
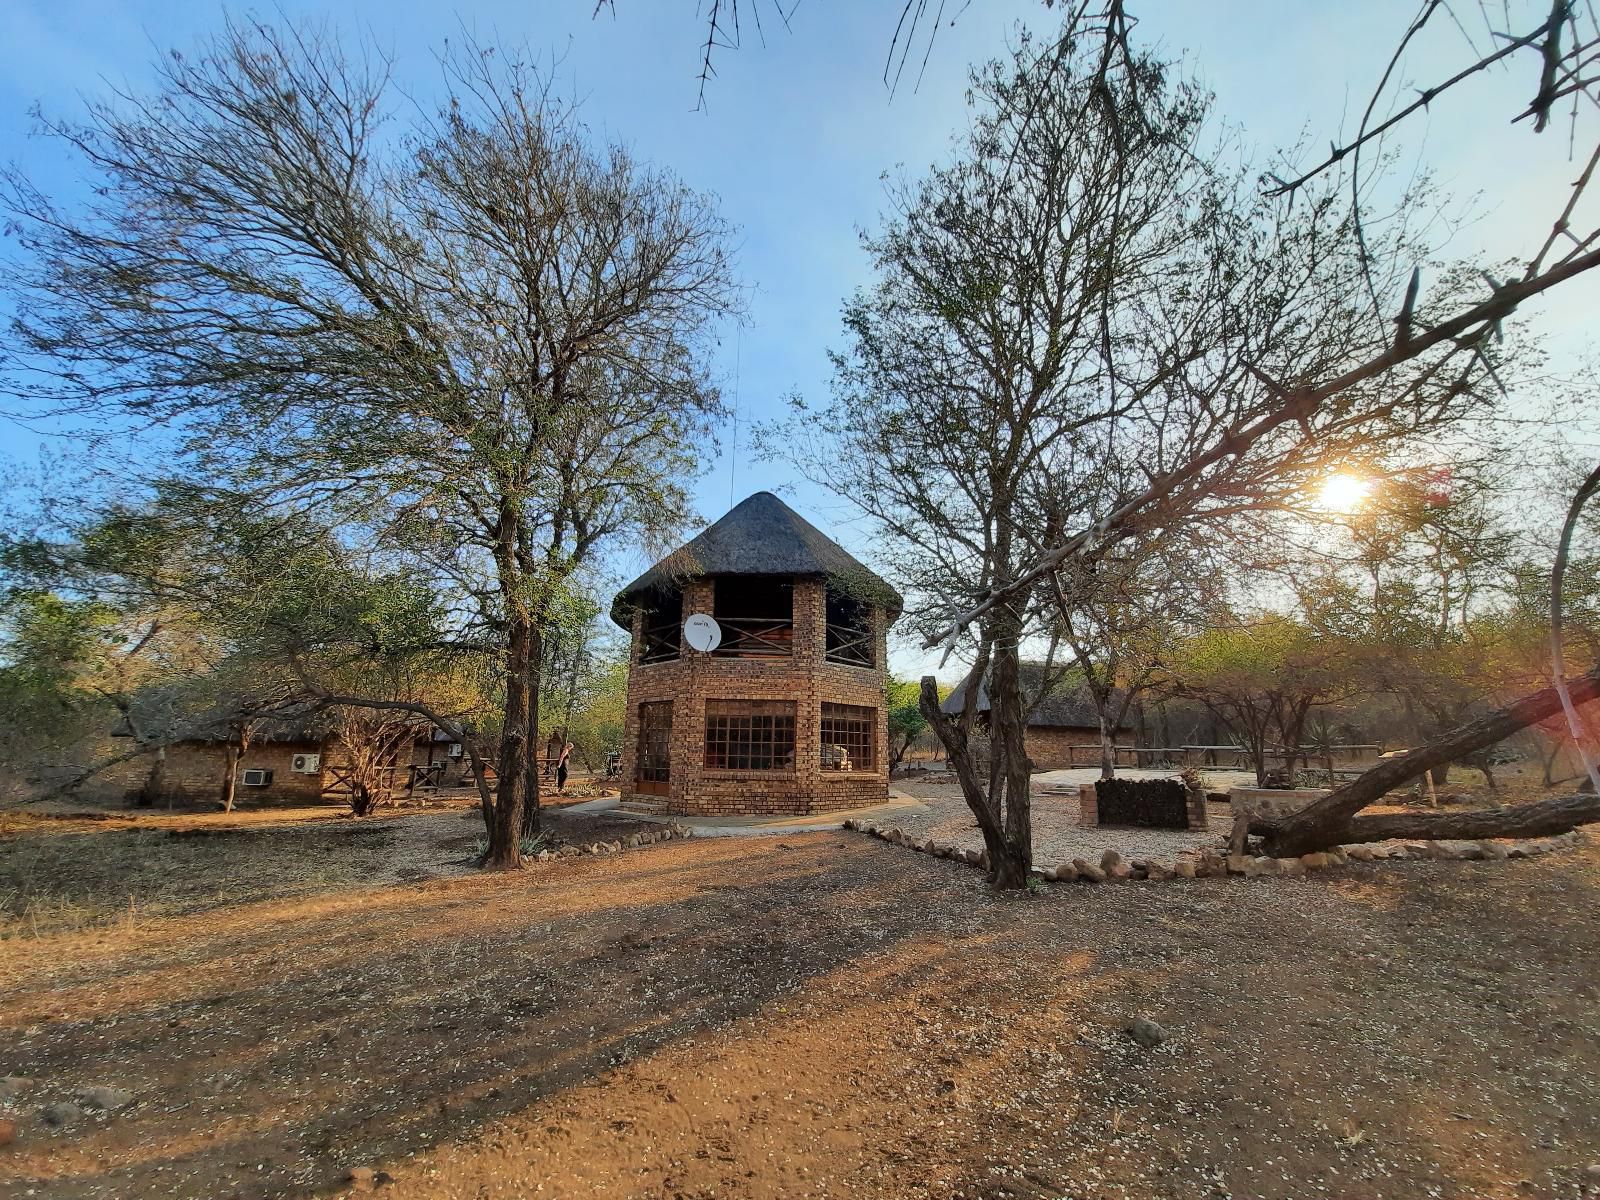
[683,612,722,653]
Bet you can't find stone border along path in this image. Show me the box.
[526,823,697,861]
[844,819,1589,882]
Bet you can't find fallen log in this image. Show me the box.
[1317,792,1600,847]
[1252,661,1600,856]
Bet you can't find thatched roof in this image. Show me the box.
[610,491,903,628]
[941,662,1135,731]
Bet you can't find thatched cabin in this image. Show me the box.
[941,663,1137,770]
[113,708,457,808]
[611,491,901,816]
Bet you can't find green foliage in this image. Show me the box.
[0,590,120,727]
[885,675,932,766]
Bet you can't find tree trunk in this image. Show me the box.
[1255,663,1600,856]
[919,672,1028,888]
[986,614,1034,889]
[1098,711,1115,781]
[220,741,240,812]
[1333,792,1600,844]
[521,626,544,839]
[139,748,165,808]
[486,612,536,869]
[1541,737,1562,788]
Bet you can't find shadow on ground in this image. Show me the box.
[1,820,1598,1199]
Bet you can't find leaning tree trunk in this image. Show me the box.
[1254,663,1600,856]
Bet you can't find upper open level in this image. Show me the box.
[636,575,879,667]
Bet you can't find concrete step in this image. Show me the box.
[615,799,668,817]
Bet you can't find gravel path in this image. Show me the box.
[891,773,1234,863]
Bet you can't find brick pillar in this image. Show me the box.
[1078,782,1099,826]
[793,578,825,812]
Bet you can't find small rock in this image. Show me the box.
[1506,842,1531,859]
[1275,857,1306,876]
[1144,859,1172,881]
[1250,856,1279,877]
[1226,854,1252,875]
[80,1086,134,1113]
[920,838,935,854]
[0,1077,32,1102]
[1100,849,1124,872]
[1126,1016,1168,1048]
[1073,857,1105,883]
[1583,1163,1600,1181]
[627,834,641,848]
[1055,862,1079,882]
[1326,846,1349,866]
[1300,852,1330,870]
[1477,840,1509,860]
[1106,860,1133,881]
[1346,845,1375,862]
[1403,842,1431,859]
[41,1101,83,1129]
[347,1166,376,1190]
[1172,858,1196,879]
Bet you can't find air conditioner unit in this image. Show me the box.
[291,753,320,775]
[447,743,464,759]
[241,768,273,787]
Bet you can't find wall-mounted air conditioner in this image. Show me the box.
[241,768,273,787]
[291,753,320,775]
[447,743,464,759]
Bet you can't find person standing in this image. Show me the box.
[543,730,562,779]
[556,741,574,794]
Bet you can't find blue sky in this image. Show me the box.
[3,1,1596,676]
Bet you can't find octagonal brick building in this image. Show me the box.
[612,491,902,817]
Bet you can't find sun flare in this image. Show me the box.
[1318,472,1373,513]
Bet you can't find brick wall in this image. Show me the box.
[154,741,328,805]
[619,575,892,816]
[152,736,443,806]
[1024,725,1132,770]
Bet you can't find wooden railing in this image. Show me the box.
[824,624,874,667]
[711,616,794,658]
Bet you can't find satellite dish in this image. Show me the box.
[683,612,722,653]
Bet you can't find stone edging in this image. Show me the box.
[531,824,695,861]
[843,819,1587,882]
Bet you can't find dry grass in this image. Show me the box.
[0,822,400,939]
[1,799,1598,1199]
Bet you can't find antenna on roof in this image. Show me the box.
[728,325,741,510]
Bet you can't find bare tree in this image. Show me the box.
[1,20,737,867]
